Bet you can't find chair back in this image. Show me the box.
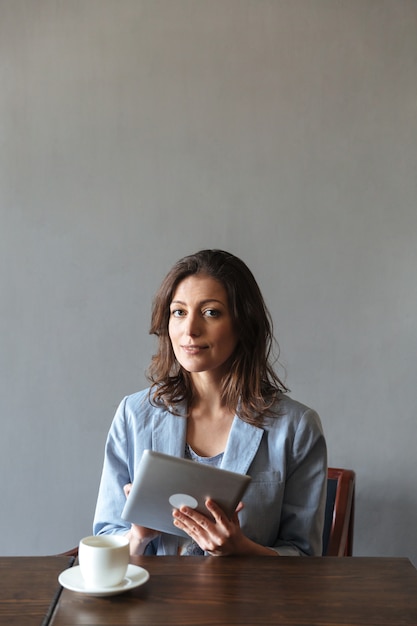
[322,467,355,556]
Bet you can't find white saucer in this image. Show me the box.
[58,564,150,597]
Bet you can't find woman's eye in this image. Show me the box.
[204,309,220,318]
[171,309,185,317]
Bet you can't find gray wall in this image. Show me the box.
[1,1,416,563]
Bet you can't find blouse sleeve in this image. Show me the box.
[273,408,327,556]
[93,398,133,536]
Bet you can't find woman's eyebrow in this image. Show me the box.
[170,298,225,306]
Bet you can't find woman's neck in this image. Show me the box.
[187,373,235,457]
[189,373,231,417]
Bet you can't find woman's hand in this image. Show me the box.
[172,499,278,556]
[123,483,160,555]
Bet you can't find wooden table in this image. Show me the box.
[0,555,74,626]
[48,556,417,626]
[1,556,416,625]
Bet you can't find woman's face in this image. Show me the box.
[168,274,238,379]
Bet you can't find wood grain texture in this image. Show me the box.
[49,556,417,626]
[0,556,73,626]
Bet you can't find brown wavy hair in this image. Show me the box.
[147,249,288,425]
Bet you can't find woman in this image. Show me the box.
[93,249,327,556]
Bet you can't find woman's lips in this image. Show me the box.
[181,345,207,354]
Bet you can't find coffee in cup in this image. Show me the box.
[78,535,130,588]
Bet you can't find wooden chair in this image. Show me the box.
[61,546,78,558]
[322,467,355,556]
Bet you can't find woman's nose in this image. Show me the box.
[185,312,201,336]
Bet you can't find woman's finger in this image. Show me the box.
[123,483,132,498]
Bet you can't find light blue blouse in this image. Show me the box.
[93,389,327,556]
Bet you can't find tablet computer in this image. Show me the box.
[121,450,251,537]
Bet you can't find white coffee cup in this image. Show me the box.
[78,535,130,588]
